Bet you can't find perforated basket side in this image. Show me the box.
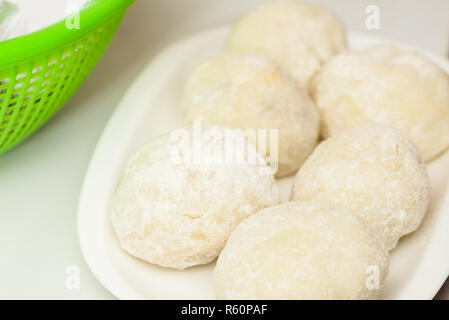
[0,13,124,154]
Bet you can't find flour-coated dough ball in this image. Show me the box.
[291,125,431,251]
[226,0,347,87]
[214,201,389,300]
[112,127,280,269]
[312,44,449,161]
[181,53,320,177]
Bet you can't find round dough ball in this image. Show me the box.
[226,0,347,87]
[111,127,280,269]
[214,201,389,300]
[312,44,449,161]
[181,53,320,178]
[291,125,431,251]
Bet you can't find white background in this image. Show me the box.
[0,0,448,299]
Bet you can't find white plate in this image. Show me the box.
[78,26,449,300]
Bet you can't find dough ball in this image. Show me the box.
[312,44,449,161]
[181,53,320,177]
[291,125,431,251]
[111,126,280,269]
[214,201,389,300]
[226,0,347,87]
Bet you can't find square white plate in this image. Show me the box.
[78,25,449,300]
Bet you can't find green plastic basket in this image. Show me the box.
[0,0,135,154]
